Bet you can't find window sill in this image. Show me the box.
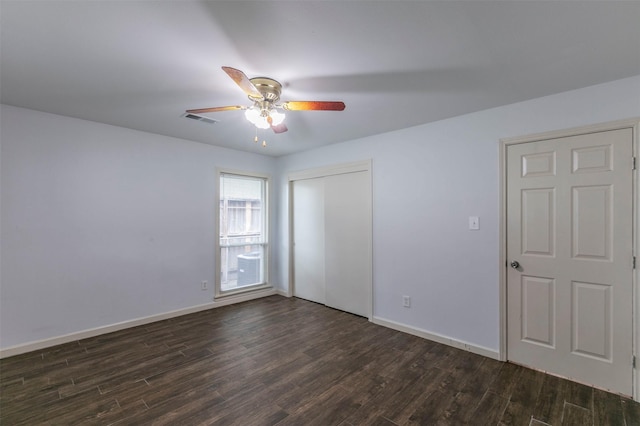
[214,283,273,300]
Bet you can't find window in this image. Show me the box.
[216,171,269,297]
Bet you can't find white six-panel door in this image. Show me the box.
[506,127,634,396]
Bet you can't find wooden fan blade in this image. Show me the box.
[222,66,263,100]
[186,105,245,114]
[271,123,288,134]
[281,101,345,111]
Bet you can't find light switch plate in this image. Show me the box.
[469,216,480,230]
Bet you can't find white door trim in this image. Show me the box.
[287,160,373,321]
[288,160,372,181]
[499,117,639,400]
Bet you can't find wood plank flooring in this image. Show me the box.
[1,295,638,425]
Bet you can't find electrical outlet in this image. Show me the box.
[402,295,411,308]
[201,281,208,290]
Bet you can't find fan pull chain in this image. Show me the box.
[253,128,267,147]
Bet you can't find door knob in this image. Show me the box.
[510,260,520,269]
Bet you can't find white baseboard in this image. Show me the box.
[0,288,277,359]
[372,316,500,361]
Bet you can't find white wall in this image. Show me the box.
[0,105,277,350]
[276,75,640,354]
[2,75,639,356]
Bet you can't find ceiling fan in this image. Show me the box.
[186,67,345,138]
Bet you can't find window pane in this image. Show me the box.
[220,176,264,239]
[220,245,265,291]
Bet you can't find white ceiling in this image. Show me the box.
[2,1,639,157]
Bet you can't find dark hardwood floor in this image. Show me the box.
[1,295,638,425]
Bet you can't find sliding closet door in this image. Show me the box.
[292,178,326,304]
[291,164,372,318]
[324,171,371,317]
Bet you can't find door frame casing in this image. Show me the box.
[287,160,373,321]
[499,117,640,400]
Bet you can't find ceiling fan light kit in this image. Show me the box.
[186,66,345,147]
[244,105,285,129]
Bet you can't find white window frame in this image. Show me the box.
[215,168,271,299]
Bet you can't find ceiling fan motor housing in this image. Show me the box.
[249,77,282,103]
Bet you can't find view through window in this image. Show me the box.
[218,172,268,294]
